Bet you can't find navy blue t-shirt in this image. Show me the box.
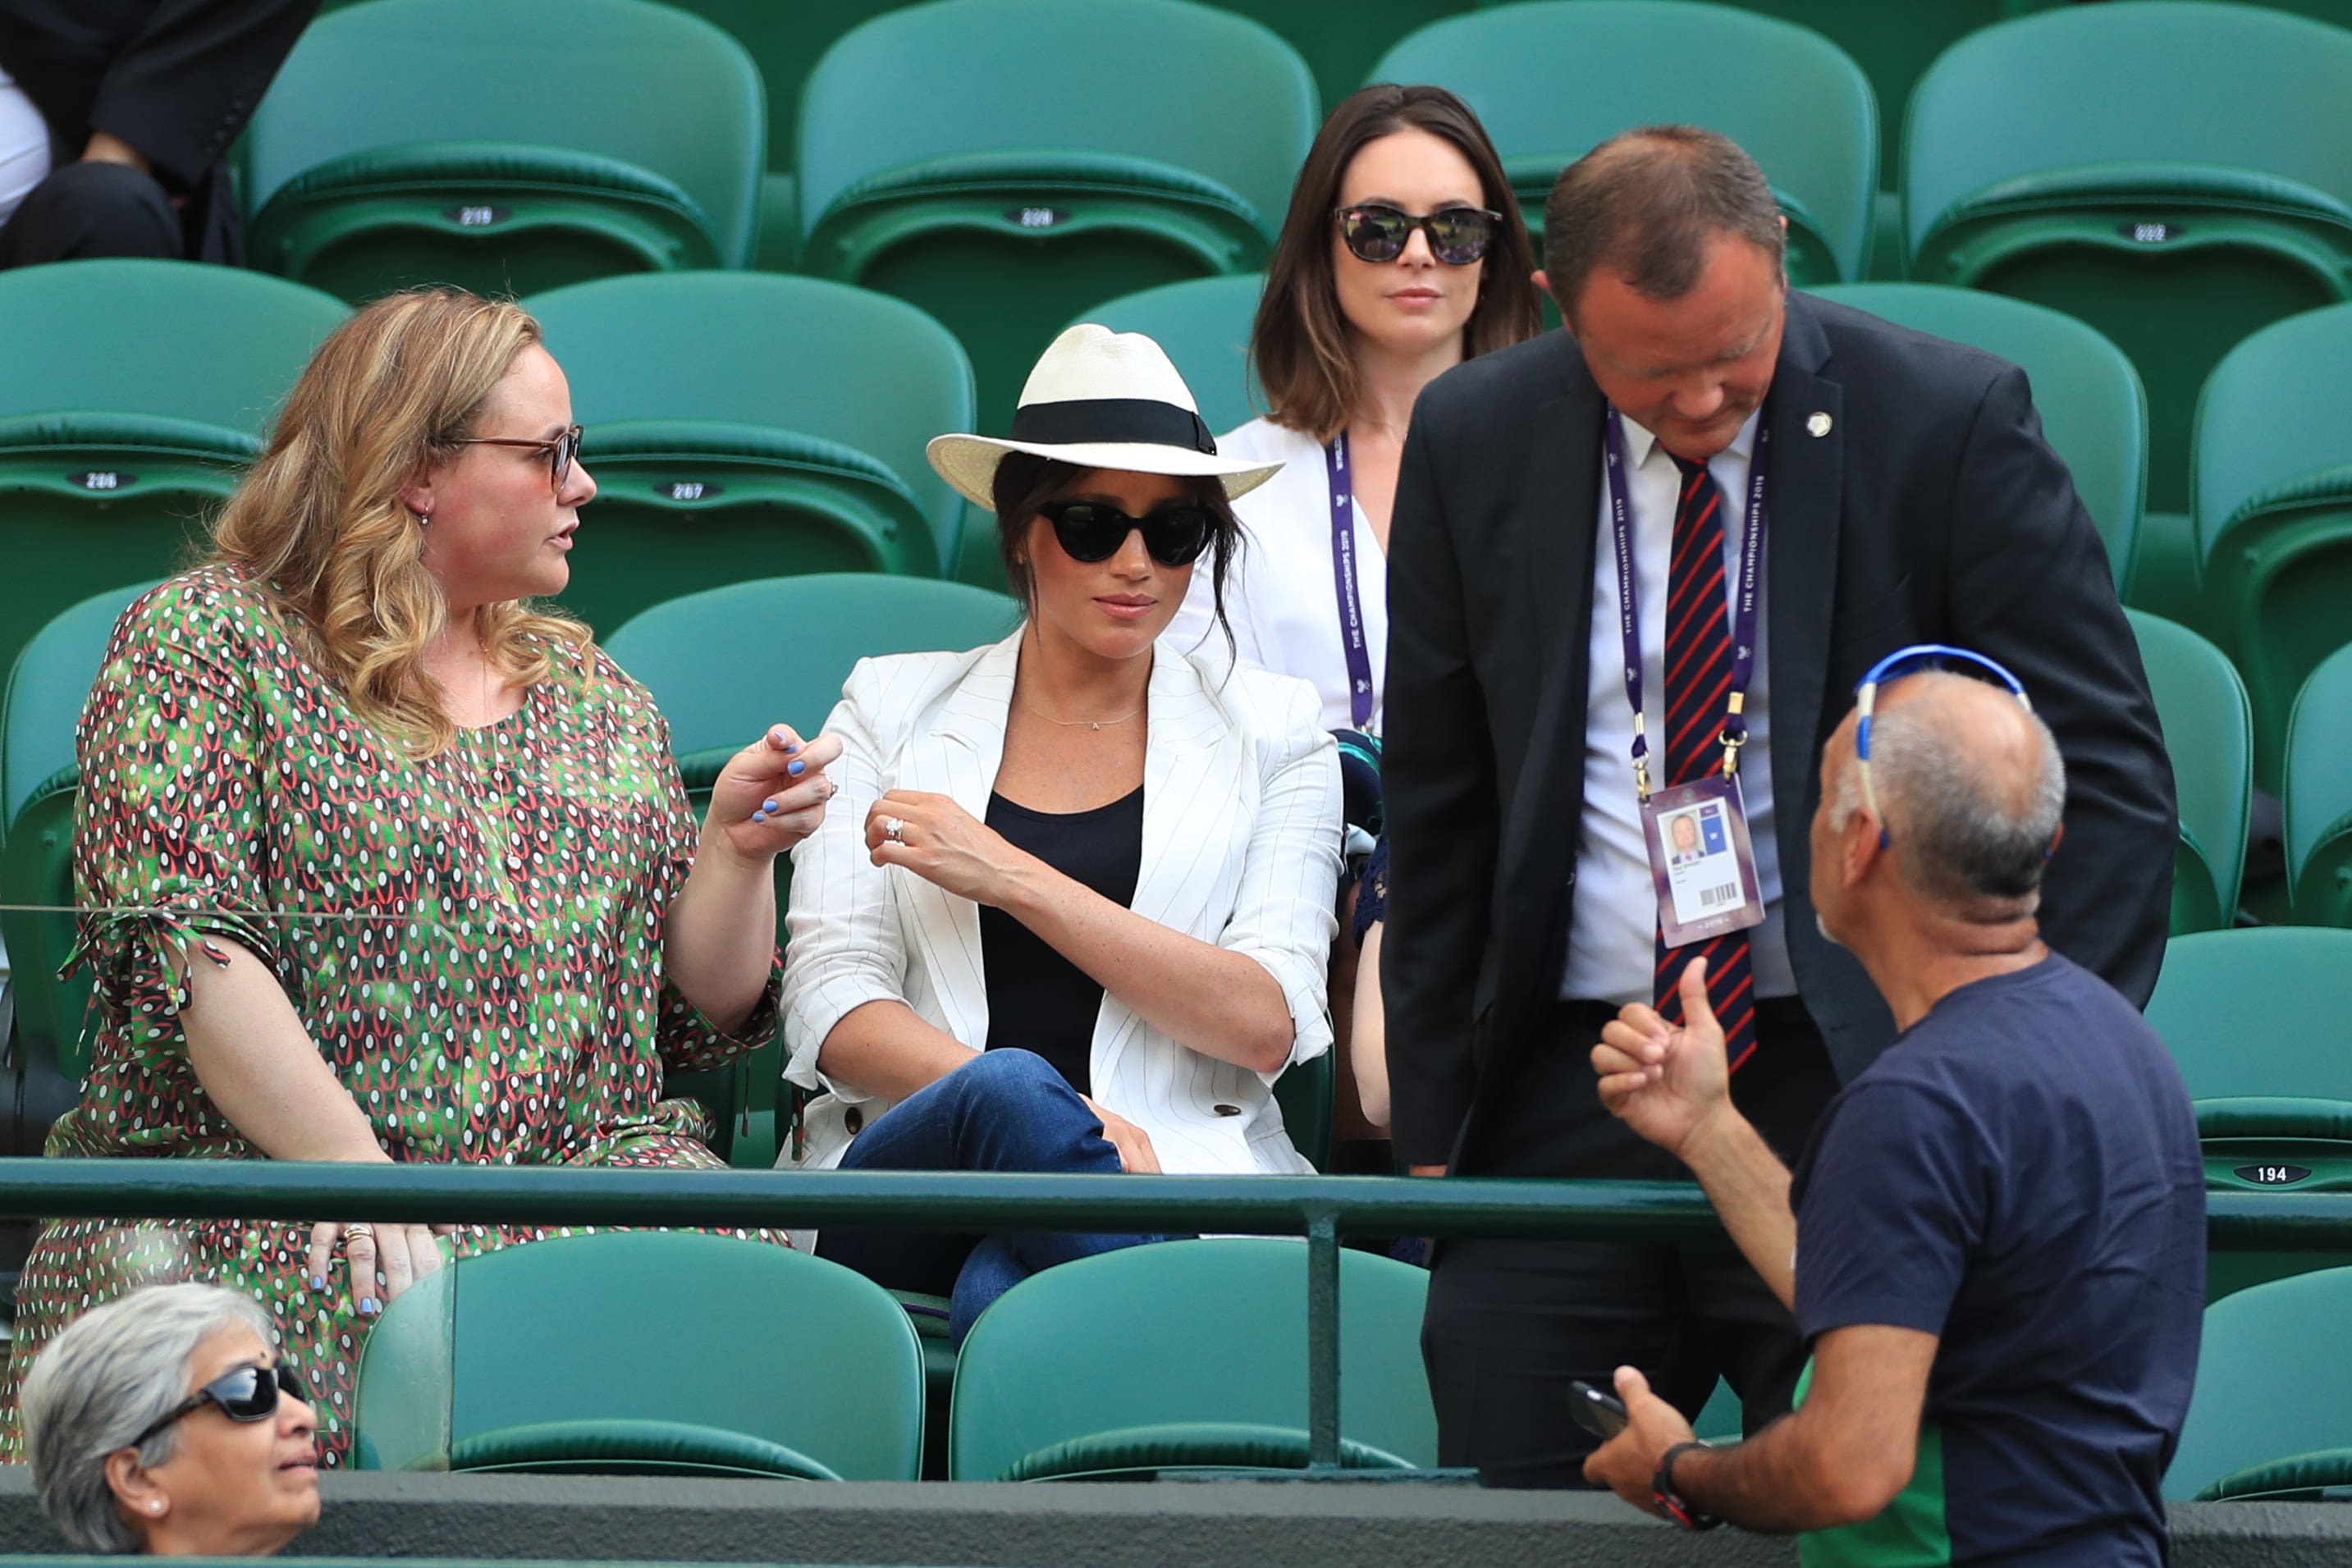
[1790,953,2205,1566]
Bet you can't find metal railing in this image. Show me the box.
[0,1159,2340,1472]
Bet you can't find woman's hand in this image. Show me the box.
[1081,1095,1162,1173]
[303,1220,451,1316]
[866,790,1036,906]
[703,725,844,864]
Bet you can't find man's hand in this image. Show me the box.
[1591,957,1734,1159]
[1582,1365,1697,1511]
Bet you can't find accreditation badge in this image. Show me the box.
[1642,775,1766,949]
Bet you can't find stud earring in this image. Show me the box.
[412,510,431,527]
[149,1502,162,1515]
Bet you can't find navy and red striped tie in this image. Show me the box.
[1657,453,1759,1071]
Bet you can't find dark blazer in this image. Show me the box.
[1380,291,2176,1169]
[0,0,318,257]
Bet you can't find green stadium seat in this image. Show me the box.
[242,0,765,300]
[2192,301,2352,793]
[1374,2,1878,285]
[1071,275,1267,441]
[351,1231,926,1478]
[949,1237,1436,1479]
[0,261,344,700]
[796,0,1319,432]
[1811,284,2145,589]
[604,574,1022,758]
[2166,1265,2352,1501]
[1904,2,2352,530]
[2144,927,2352,1301]
[2286,646,2352,929]
[526,273,974,635]
[2124,610,2251,935]
[1271,1049,1334,1174]
[1671,3,2062,207]
[0,775,88,1097]
[657,0,906,271]
[2,581,165,835]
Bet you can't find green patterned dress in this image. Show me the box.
[0,566,785,1463]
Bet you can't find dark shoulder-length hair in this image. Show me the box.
[1253,83,1543,441]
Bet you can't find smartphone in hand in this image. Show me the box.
[1570,1378,1631,1439]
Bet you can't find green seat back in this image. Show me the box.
[1904,2,2352,519]
[0,779,92,1084]
[352,1231,924,1478]
[949,1237,1436,1479]
[2124,610,2249,935]
[604,574,1022,757]
[528,275,974,626]
[1374,2,1878,285]
[2167,1266,2352,1500]
[1811,284,2145,589]
[0,262,344,698]
[1684,2,2061,192]
[1270,1047,1332,1173]
[2144,927,2352,1299]
[2192,300,2352,793]
[2,581,167,831]
[244,0,765,299]
[798,0,1318,429]
[2286,645,2352,929]
[1236,0,1477,118]
[1072,275,1267,440]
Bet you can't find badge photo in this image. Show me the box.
[1643,776,1766,949]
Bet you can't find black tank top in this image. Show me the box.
[979,785,1146,1096]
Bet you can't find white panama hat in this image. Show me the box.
[926,323,1284,511]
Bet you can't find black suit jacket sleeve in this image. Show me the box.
[1380,398,1501,1167]
[1948,364,2175,1004]
[2,0,319,186]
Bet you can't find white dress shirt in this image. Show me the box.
[1164,417,1388,734]
[1559,409,1797,1005]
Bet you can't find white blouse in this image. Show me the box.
[1165,417,1389,734]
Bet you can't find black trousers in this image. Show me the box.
[0,158,238,268]
[1421,994,1842,1488]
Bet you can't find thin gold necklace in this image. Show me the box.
[1018,692,1145,733]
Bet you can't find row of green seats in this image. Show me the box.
[243,0,2352,649]
[345,1230,1435,1483]
[6,255,2348,932]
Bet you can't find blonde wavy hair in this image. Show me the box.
[208,288,590,757]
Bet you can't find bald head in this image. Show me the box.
[1829,672,2066,916]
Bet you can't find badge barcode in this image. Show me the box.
[1700,885,1737,909]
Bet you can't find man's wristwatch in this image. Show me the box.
[1654,1440,1723,1531]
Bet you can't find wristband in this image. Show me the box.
[1654,1439,1722,1531]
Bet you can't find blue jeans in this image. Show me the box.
[813,1049,1177,1342]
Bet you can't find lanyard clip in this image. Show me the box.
[1719,694,1748,779]
[1632,714,1653,802]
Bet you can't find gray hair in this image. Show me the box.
[1830,675,2066,914]
[21,1283,275,1553]
[1543,126,1787,318]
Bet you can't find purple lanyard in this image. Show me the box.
[1322,432,1376,730]
[1601,409,1769,798]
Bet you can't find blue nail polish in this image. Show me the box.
[752,811,769,824]
[309,1275,325,1291]
[359,1297,380,1316]
[763,798,778,812]
[783,741,800,755]
[788,759,805,775]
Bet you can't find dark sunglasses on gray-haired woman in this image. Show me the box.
[127,1362,307,1449]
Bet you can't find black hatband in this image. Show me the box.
[1009,397,1216,455]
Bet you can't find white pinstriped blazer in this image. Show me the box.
[779,629,1344,1176]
